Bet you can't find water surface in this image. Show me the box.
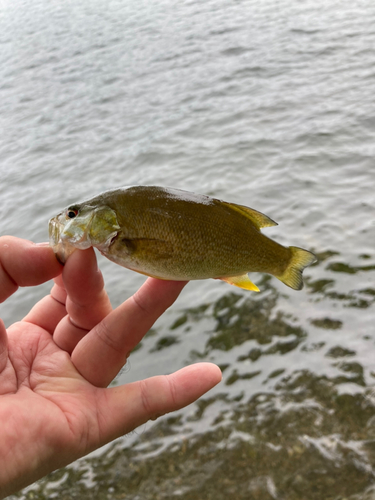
[1,0,375,498]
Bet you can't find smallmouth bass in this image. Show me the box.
[49,186,316,291]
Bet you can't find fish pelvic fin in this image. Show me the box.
[277,246,317,290]
[222,201,278,230]
[219,274,260,292]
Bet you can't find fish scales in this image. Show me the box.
[49,186,316,291]
[103,188,279,279]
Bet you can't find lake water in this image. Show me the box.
[1,0,375,498]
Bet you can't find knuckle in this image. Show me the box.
[94,319,120,352]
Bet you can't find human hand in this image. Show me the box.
[0,236,222,498]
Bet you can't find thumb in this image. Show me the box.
[98,363,222,443]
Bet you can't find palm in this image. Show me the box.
[4,323,101,460]
[0,238,221,497]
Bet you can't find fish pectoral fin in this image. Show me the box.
[121,237,173,260]
[222,201,278,230]
[219,274,260,292]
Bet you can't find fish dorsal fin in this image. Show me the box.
[222,201,278,230]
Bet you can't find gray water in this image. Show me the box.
[1,0,375,498]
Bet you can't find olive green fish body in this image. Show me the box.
[49,186,316,291]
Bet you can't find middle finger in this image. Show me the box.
[53,248,112,353]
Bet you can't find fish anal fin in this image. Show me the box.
[222,201,278,230]
[219,274,260,292]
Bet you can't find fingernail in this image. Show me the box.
[35,242,50,247]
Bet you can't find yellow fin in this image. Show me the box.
[219,274,260,292]
[222,201,278,230]
[277,246,317,290]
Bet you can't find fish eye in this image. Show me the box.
[66,208,78,219]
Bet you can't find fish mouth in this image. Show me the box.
[48,213,80,264]
[49,215,63,248]
[48,204,120,264]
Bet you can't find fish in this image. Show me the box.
[49,186,316,291]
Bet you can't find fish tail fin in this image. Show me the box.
[277,246,317,290]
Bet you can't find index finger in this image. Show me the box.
[71,277,187,387]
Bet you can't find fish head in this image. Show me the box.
[49,203,120,264]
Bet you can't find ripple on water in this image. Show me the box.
[2,0,375,498]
